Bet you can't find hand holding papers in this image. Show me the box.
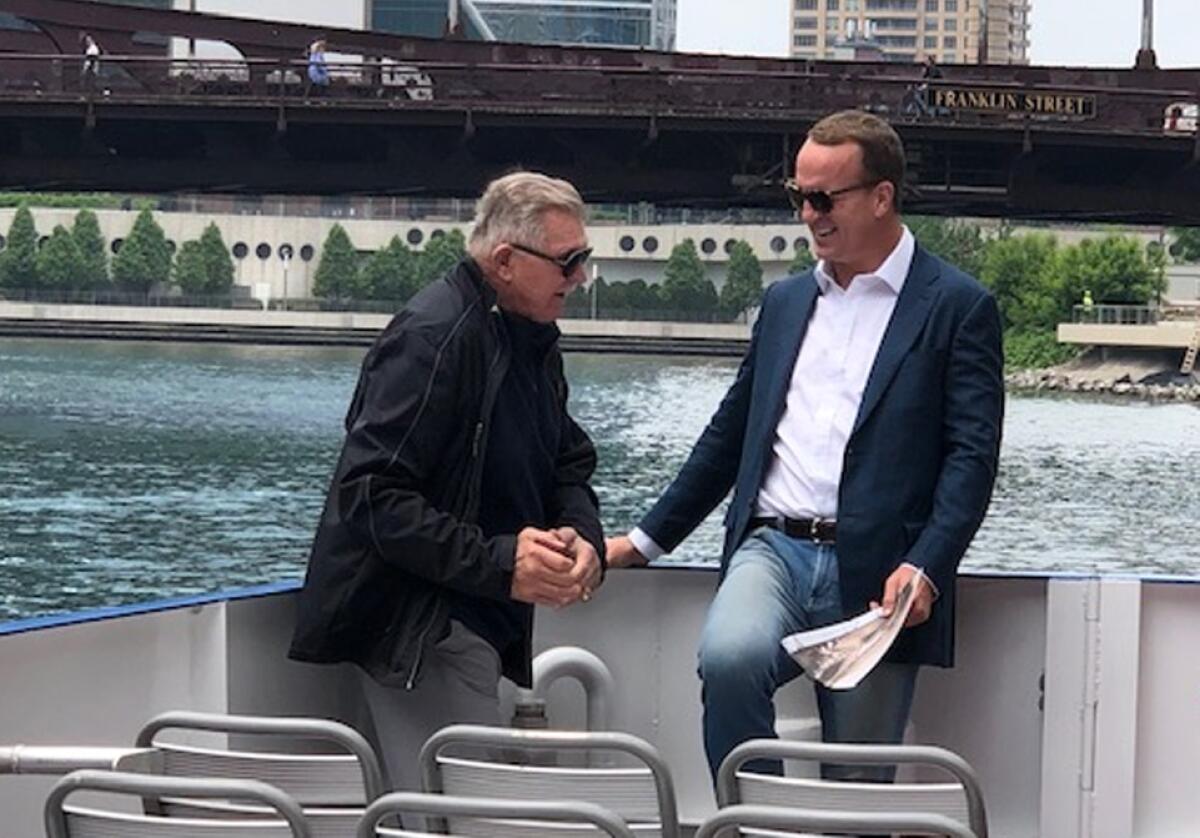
[781,570,924,690]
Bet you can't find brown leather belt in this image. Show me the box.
[750,515,837,544]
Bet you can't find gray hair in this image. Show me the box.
[468,171,585,259]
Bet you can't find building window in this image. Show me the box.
[846,0,859,8]
[642,236,659,254]
[827,16,841,31]
[943,35,957,48]
[794,16,819,29]
[924,35,937,48]
[945,17,957,30]
[406,228,424,245]
[826,0,839,8]
[619,235,635,252]
[256,243,272,260]
[232,242,247,259]
[299,244,315,262]
[925,17,938,29]
[795,0,818,8]
[770,236,788,253]
[793,33,818,47]
[925,0,937,9]
[700,238,717,254]
[944,0,957,9]
[873,17,918,30]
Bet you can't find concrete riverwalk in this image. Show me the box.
[0,301,751,356]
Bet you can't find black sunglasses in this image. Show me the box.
[784,179,881,214]
[509,242,593,278]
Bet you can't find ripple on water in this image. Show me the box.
[2,339,1199,621]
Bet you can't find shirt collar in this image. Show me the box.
[813,225,914,295]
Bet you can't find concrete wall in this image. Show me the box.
[0,301,753,341]
[1166,264,1200,303]
[1057,320,1197,348]
[0,207,811,303]
[3,204,1184,306]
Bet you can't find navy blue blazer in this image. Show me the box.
[639,244,1004,667]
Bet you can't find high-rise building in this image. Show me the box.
[372,0,677,50]
[789,0,1029,65]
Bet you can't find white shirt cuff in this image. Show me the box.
[629,528,666,563]
[902,561,939,599]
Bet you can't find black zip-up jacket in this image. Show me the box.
[288,258,603,688]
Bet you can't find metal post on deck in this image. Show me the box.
[1135,0,1158,69]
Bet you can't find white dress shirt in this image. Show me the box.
[631,227,915,562]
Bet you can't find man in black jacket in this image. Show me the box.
[290,171,604,790]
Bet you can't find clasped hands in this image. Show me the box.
[510,526,602,608]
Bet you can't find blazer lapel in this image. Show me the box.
[852,246,939,435]
[761,275,818,429]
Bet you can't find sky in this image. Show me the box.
[675,0,1196,68]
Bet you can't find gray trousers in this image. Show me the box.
[358,620,502,791]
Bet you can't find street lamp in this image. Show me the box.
[279,243,294,310]
[590,261,599,320]
[1136,0,1157,69]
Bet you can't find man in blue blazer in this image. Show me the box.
[607,110,1004,781]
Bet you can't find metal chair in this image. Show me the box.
[418,724,679,838]
[694,803,977,838]
[44,769,311,838]
[356,791,636,838]
[135,711,385,837]
[716,740,987,838]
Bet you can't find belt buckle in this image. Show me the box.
[809,517,822,540]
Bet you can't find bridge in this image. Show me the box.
[0,0,1197,224]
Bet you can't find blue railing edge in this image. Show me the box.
[3,566,1199,637]
[0,578,303,637]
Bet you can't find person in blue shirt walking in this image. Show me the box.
[306,37,329,96]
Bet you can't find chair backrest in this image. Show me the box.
[356,792,636,838]
[418,724,679,838]
[136,711,384,838]
[716,740,987,838]
[694,803,977,838]
[44,769,311,838]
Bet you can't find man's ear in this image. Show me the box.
[874,181,896,218]
[491,244,515,283]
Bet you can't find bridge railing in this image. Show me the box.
[1071,304,1160,325]
[0,53,1192,141]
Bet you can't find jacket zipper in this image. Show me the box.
[405,307,509,690]
[405,618,434,690]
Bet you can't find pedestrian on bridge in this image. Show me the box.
[306,36,329,96]
[289,171,604,793]
[78,31,101,92]
[607,109,1005,788]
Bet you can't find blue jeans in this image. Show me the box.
[698,527,918,782]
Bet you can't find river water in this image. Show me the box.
[1,338,1198,621]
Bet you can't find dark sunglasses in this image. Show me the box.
[784,179,881,214]
[509,242,593,277]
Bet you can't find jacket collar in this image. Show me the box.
[460,257,561,349]
[461,256,499,310]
